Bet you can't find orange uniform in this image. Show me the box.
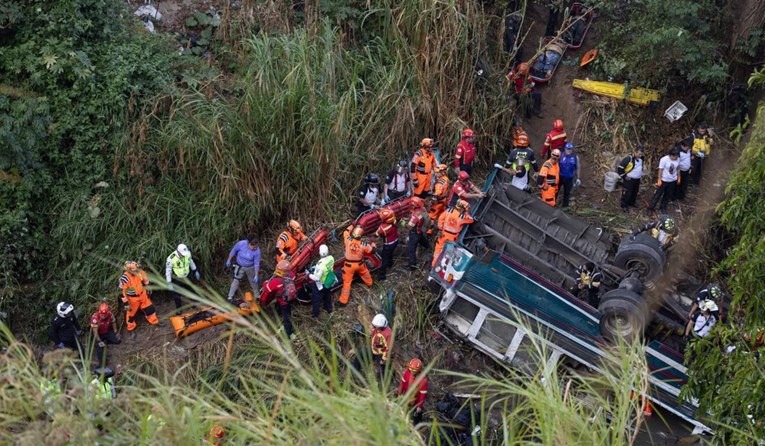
[339,226,375,305]
[427,174,450,234]
[411,148,436,197]
[275,229,307,263]
[432,207,475,267]
[118,268,159,331]
[538,159,560,206]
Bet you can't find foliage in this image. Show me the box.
[596,0,728,92]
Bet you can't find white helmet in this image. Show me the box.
[701,299,718,313]
[177,243,191,256]
[57,302,74,318]
[372,313,388,328]
[319,244,329,257]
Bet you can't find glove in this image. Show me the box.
[381,196,389,205]
[406,190,412,197]
[57,342,65,349]
[656,179,662,187]
[574,179,581,187]
[167,283,175,292]
[371,204,378,210]
[225,260,231,269]
[123,305,130,312]
[194,270,201,281]
[494,163,503,169]
[697,152,705,159]
[98,341,105,348]
[253,274,258,283]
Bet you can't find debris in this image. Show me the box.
[134,5,162,21]
[664,100,688,122]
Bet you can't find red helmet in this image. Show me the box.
[462,128,475,138]
[553,119,564,131]
[352,226,364,239]
[275,260,291,277]
[407,358,423,373]
[514,132,529,147]
[410,197,424,208]
[98,302,110,315]
[378,208,396,224]
[209,425,225,440]
[458,171,470,182]
[517,62,529,74]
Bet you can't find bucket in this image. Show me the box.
[603,171,620,192]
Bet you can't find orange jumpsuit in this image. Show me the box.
[411,148,436,197]
[427,174,450,234]
[275,229,307,263]
[432,207,475,267]
[118,270,159,331]
[339,226,374,305]
[538,159,560,206]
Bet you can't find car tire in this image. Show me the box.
[598,289,647,343]
[614,234,666,282]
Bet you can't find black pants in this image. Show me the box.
[311,283,333,318]
[571,286,600,308]
[372,353,388,382]
[690,156,703,185]
[94,331,121,366]
[407,232,430,268]
[516,91,542,117]
[388,190,407,201]
[459,164,473,176]
[411,407,424,425]
[675,169,690,200]
[170,276,198,310]
[648,180,677,213]
[278,303,294,337]
[559,177,574,207]
[357,203,372,218]
[620,177,640,209]
[379,241,399,280]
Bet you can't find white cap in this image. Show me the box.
[319,244,329,257]
[177,244,191,256]
[372,313,388,328]
[701,299,718,312]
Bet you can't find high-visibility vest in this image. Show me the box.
[90,376,116,400]
[316,256,334,284]
[168,252,191,278]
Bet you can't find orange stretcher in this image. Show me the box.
[170,291,259,338]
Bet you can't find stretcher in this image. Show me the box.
[353,196,416,236]
[170,292,259,338]
[295,250,383,304]
[530,38,567,84]
[572,79,661,106]
[561,3,594,49]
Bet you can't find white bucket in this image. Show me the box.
[603,171,620,192]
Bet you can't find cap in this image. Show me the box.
[177,244,191,256]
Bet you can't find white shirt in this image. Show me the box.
[388,173,408,193]
[693,313,716,337]
[678,150,692,171]
[505,158,530,190]
[658,155,679,182]
[626,157,643,180]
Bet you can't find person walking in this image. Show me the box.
[275,220,308,263]
[259,260,298,340]
[648,147,680,215]
[398,358,429,425]
[90,302,121,366]
[382,160,412,203]
[537,148,561,206]
[541,119,566,159]
[572,262,602,307]
[406,197,430,270]
[432,200,475,267]
[506,63,542,118]
[454,128,477,176]
[427,164,450,235]
[449,171,485,207]
[119,261,160,337]
[374,208,399,281]
[690,123,714,185]
[557,143,581,208]
[49,302,83,352]
[165,243,201,314]
[411,138,437,198]
[225,236,261,303]
[370,313,392,380]
[674,140,692,201]
[338,225,375,307]
[308,244,335,319]
[617,146,645,212]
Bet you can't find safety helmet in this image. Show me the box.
[455,199,469,211]
[352,226,364,239]
[708,283,722,299]
[177,243,191,256]
[379,208,396,224]
[458,171,470,182]
[407,358,423,373]
[275,260,291,277]
[462,128,475,138]
[420,138,434,148]
[701,299,718,313]
[661,217,676,232]
[319,244,329,258]
[57,302,74,318]
[551,149,562,157]
[517,62,529,74]
[553,119,564,131]
[564,143,575,151]
[410,197,424,208]
[124,260,139,273]
[288,220,302,232]
[398,159,408,168]
[98,302,110,315]
[434,163,448,174]
[365,173,380,185]
[372,313,388,328]
[514,132,529,147]
[209,425,225,440]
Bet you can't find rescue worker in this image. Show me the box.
[49,302,83,352]
[684,299,717,340]
[557,143,581,209]
[497,132,538,193]
[454,128,477,175]
[572,262,602,307]
[427,164,450,235]
[538,148,561,207]
[383,160,412,203]
[647,147,680,215]
[206,425,225,446]
[275,220,308,263]
[617,146,645,213]
[411,138,437,198]
[119,261,160,337]
[541,119,566,159]
[432,200,475,267]
[357,173,381,217]
[690,124,714,185]
[674,140,692,201]
[225,236,261,303]
[398,358,429,425]
[90,302,121,366]
[259,260,298,340]
[308,244,335,319]
[506,62,542,118]
[374,208,399,281]
[165,243,201,314]
[370,313,392,379]
[632,215,677,250]
[688,283,723,319]
[406,197,430,270]
[89,367,117,400]
[449,171,485,207]
[338,225,375,307]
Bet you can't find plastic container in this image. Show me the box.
[603,171,620,192]
[664,100,687,122]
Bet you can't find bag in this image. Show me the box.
[323,270,338,288]
[623,156,635,174]
[280,277,297,302]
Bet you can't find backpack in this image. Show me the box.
[323,269,338,288]
[280,277,297,302]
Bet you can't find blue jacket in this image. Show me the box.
[228,240,261,268]
[559,152,578,180]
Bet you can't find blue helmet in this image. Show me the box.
[564,143,575,151]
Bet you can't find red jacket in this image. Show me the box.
[454,140,475,168]
[370,326,392,362]
[398,369,428,409]
[259,274,297,307]
[542,129,567,158]
[375,222,399,245]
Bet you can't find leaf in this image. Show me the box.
[193,11,210,26]
[42,53,58,70]
[185,16,198,27]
